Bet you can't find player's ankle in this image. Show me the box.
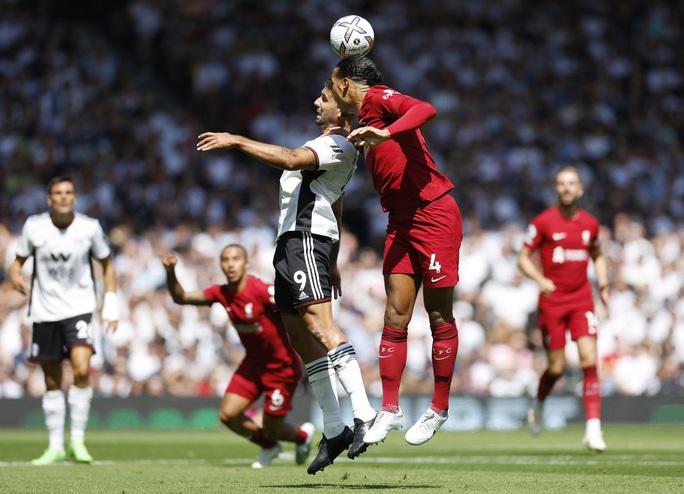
[381,404,400,414]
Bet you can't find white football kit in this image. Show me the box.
[16,212,111,323]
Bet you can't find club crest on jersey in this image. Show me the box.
[582,230,591,246]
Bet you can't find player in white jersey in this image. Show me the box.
[197,81,377,474]
[8,177,119,465]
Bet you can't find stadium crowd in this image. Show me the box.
[1,0,682,399]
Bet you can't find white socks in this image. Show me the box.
[586,418,602,435]
[68,385,93,443]
[328,343,376,422]
[42,390,65,452]
[305,356,345,438]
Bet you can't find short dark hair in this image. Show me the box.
[221,243,248,260]
[47,176,76,194]
[334,56,384,86]
[555,165,583,183]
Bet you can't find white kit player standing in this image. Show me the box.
[9,176,119,465]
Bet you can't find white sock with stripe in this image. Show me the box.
[305,356,345,438]
[42,390,65,452]
[68,385,93,443]
[329,343,376,422]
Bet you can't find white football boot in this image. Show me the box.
[582,419,607,452]
[527,401,543,437]
[295,422,316,465]
[251,443,282,468]
[404,407,447,445]
[363,409,404,444]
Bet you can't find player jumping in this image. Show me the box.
[196,81,376,474]
[163,245,315,468]
[9,176,120,464]
[330,56,462,445]
[518,166,609,452]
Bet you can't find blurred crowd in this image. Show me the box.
[1,0,682,399]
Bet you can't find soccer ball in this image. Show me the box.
[330,15,374,58]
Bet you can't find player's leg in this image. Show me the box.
[281,312,352,474]
[30,321,67,465]
[404,284,459,445]
[572,309,605,451]
[364,273,420,444]
[62,315,96,463]
[528,311,567,436]
[260,377,316,466]
[299,301,376,457]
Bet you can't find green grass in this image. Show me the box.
[1,425,682,493]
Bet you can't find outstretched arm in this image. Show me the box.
[162,254,211,306]
[197,132,317,171]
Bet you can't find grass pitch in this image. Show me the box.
[1,425,682,493]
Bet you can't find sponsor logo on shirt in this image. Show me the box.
[552,246,589,264]
[551,232,567,241]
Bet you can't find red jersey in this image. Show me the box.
[203,275,299,372]
[524,207,600,296]
[359,85,454,212]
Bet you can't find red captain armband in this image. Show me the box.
[385,101,437,136]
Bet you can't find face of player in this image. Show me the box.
[47,181,76,215]
[220,246,248,284]
[330,68,357,114]
[314,87,342,127]
[555,170,584,207]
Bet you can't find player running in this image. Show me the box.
[163,245,315,468]
[518,166,609,452]
[9,176,119,465]
[329,56,462,446]
[196,81,377,474]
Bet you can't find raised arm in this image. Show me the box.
[8,255,29,296]
[197,132,317,171]
[517,246,556,296]
[590,244,609,306]
[162,254,211,306]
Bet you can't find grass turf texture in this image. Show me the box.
[0,425,682,493]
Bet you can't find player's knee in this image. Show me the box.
[219,407,238,425]
[548,361,565,375]
[384,305,412,328]
[427,309,453,329]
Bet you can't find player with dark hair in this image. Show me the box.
[9,176,119,464]
[197,82,376,474]
[518,166,609,451]
[163,245,315,468]
[330,56,462,445]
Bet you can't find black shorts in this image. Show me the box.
[29,313,95,362]
[273,231,333,311]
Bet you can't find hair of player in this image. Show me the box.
[335,56,384,86]
[222,243,248,260]
[47,176,76,194]
[555,165,583,183]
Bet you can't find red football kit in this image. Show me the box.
[524,207,600,350]
[359,85,462,288]
[203,275,301,416]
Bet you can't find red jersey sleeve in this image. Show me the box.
[523,216,544,251]
[590,218,600,249]
[203,284,222,303]
[375,89,437,136]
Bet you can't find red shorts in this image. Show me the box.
[384,193,462,288]
[226,360,300,417]
[538,300,598,351]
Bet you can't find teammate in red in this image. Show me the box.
[330,56,462,445]
[518,166,609,452]
[163,244,315,467]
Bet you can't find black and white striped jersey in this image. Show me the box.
[15,212,111,323]
[276,132,357,241]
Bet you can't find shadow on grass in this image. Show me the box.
[264,485,436,490]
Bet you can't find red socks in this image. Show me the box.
[536,369,561,402]
[582,365,601,420]
[293,426,308,445]
[430,322,459,413]
[379,325,408,412]
[250,429,277,449]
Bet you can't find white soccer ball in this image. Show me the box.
[330,15,374,58]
